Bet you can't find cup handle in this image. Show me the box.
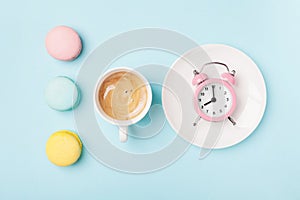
[119,126,128,142]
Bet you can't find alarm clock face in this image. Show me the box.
[195,79,236,121]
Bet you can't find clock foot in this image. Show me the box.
[193,116,201,126]
[228,116,236,126]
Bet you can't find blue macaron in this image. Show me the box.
[45,76,80,111]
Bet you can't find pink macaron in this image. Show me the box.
[45,26,82,61]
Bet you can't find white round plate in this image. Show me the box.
[162,44,267,149]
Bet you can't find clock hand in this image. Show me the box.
[204,100,212,106]
[211,85,216,102]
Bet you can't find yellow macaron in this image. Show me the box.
[46,130,82,167]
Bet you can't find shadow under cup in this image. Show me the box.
[94,68,152,142]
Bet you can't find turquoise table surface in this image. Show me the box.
[1,0,299,199]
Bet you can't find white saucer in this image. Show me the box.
[162,44,267,149]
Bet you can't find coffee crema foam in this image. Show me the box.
[98,71,148,120]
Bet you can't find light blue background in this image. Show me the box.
[1,0,299,199]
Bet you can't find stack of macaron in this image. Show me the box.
[44,25,83,167]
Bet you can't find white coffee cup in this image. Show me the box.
[94,67,152,142]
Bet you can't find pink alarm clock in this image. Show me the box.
[192,62,237,126]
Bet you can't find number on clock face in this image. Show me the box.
[197,82,233,118]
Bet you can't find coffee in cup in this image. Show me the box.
[94,68,152,142]
[98,71,148,120]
